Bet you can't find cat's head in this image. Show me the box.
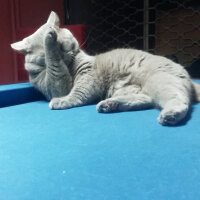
[11,11,79,55]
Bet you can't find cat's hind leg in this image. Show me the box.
[149,80,191,126]
[97,93,153,113]
[141,72,192,125]
[157,99,189,126]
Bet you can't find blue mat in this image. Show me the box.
[0,83,200,200]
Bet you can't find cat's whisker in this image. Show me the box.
[79,28,93,50]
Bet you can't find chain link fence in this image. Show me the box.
[66,0,200,77]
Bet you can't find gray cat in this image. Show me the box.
[11,11,200,126]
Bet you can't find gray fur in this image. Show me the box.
[11,11,200,126]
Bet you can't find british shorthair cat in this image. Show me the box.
[11,11,200,125]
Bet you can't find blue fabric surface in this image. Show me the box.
[0,100,200,200]
[0,82,45,108]
[0,82,31,91]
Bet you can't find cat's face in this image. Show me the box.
[11,11,79,55]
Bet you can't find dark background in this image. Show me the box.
[64,0,200,77]
[1,0,200,85]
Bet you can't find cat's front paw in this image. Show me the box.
[44,27,57,46]
[96,100,119,113]
[49,97,68,109]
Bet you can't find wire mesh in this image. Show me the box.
[67,0,200,77]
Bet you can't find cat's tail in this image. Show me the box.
[192,82,200,102]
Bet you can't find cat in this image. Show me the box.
[11,11,200,126]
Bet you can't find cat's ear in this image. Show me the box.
[10,40,27,54]
[47,11,60,27]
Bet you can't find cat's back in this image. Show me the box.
[95,48,188,78]
[94,48,144,75]
[95,48,140,66]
